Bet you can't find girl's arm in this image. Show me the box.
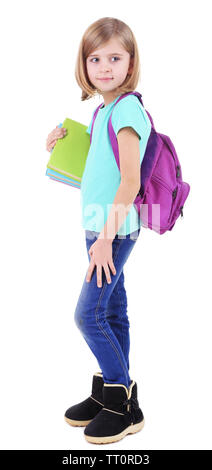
[98,127,141,241]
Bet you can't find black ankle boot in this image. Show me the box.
[84,380,145,444]
[64,372,104,427]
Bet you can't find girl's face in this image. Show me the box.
[86,37,133,103]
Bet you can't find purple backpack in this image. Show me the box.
[90,91,190,235]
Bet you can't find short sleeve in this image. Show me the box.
[111,95,151,140]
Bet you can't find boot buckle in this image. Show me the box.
[123,398,131,412]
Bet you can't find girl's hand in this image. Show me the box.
[86,239,116,288]
[46,126,67,152]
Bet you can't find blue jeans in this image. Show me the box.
[74,228,141,388]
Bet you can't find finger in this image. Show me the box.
[51,140,57,149]
[97,265,102,288]
[46,135,57,146]
[47,131,61,146]
[46,129,66,150]
[58,130,66,138]
[47,139,57,151]
[86,260,95,283]
[103,263,111,284]
[109,260,116,276]
[50,129,65,140]
[46,141,55,151]
[56,126,66,132]
[52,131,63,140]
[57,127,66,134]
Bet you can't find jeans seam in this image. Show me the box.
[117,272,125,352]
[94,239,129,385]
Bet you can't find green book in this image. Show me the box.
[46,118,90,183]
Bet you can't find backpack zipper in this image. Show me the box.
[151,175,178,224]
[152,174,178,204]
[151,174,173,194]
[168,186,178,222]
[159,135,181,178]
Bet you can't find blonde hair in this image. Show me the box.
[75,17,141,101]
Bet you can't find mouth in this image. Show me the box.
[97,78,113,81]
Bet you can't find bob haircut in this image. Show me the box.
[75,17,141,101]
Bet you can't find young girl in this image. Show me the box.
[46,17,151,445]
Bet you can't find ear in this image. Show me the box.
[127,56,134,76]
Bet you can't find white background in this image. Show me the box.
[0,0,211,451]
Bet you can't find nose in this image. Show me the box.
[99,59,112,73]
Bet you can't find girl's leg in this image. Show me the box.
[74,230,140,388]
[105,270,130,371]
[85,233,130,370]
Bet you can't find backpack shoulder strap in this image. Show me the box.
[90,103,103,144]
[90,92,144,146]
[108,92,154,170]
[89,92,154,169]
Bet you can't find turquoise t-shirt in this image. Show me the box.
[80,93,151,236]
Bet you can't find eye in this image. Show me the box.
[89,56,120,63]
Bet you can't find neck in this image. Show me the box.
[100,90,120,107]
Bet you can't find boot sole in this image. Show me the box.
[84,418,145,444]
[64,416,92,427]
